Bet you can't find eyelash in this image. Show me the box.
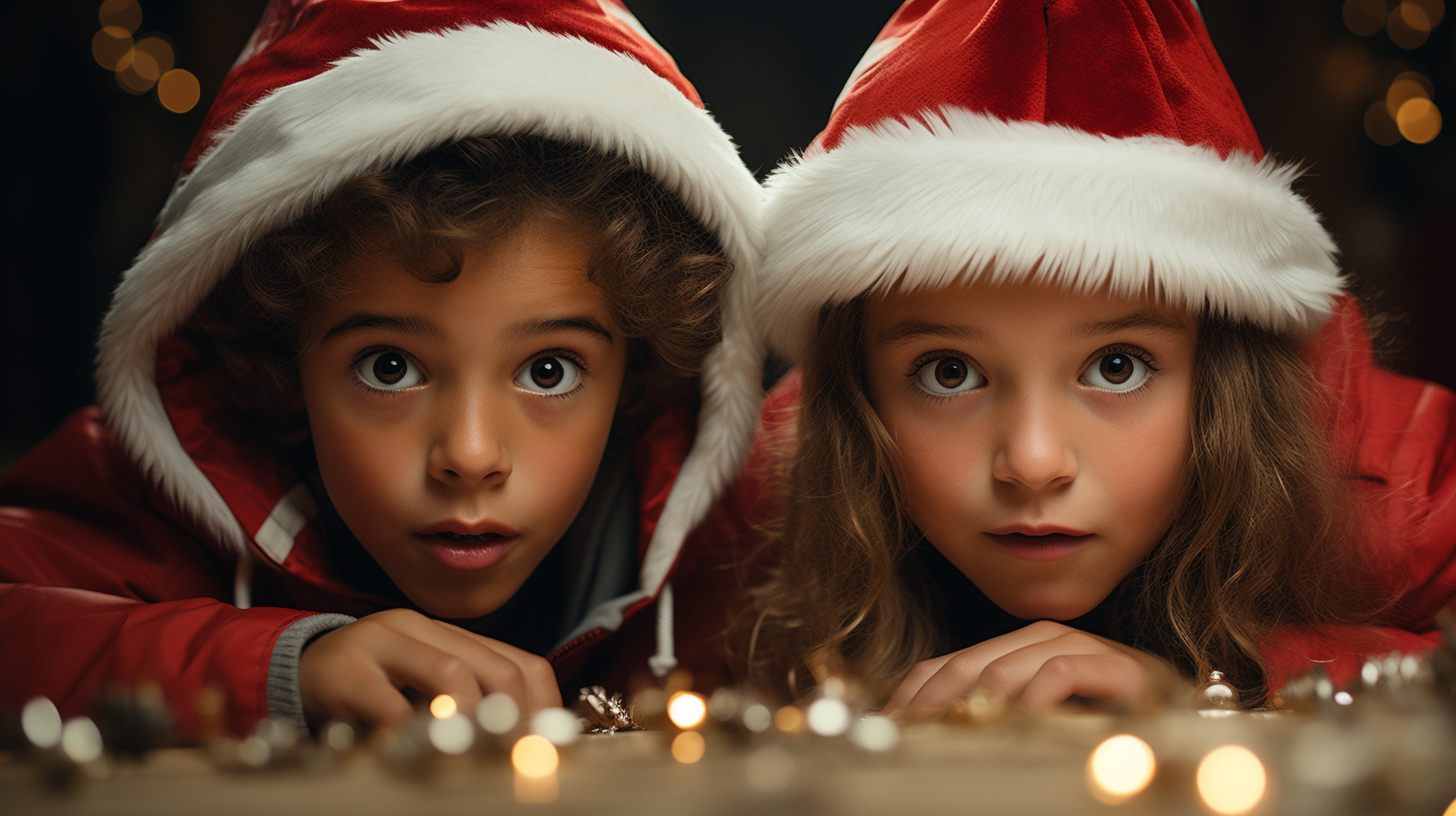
[348,345,421,395]
[527,348,590,401]
[901,343,1163,401]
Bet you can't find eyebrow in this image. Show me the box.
[874,319,990,348]
[321,313,445,344]
[1071,309,1190,339]
[507,316,616,347]
[320,313,616,347]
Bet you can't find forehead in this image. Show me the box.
[868,279,1193,341]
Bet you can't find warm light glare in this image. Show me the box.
[1443,794,1456,816]
[773,705,805,733]
[430,694,457,719]
[805,697,852,737]
[98,0,142,34]
[133,37,175,76]
[511,735,559,778]
[92,27,134,70]
[476,692,520,735]
[1414,0,1446,26]
[667,691,707,730]
[1388,4,1432,48]
[742,704,772,733]
[427,714,474,754]
[1344,0,1389,35]
[1087,735,1156,804]
[1400,1,1435,30]
[1397,97,1442,143]
[20,698,62,749]
[60,717,104,764]
[1196,745,1267,815]
[1365,101,1403,145]
[671,730,707,764]
[158,69,201,113]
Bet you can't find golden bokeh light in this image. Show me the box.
[1087,735,1157,804]
[133,37,175,76]
[158,69,201,113]
[1343,0,1389,35]
[773,705,805,734]
[92,26,134,71]
[671,730,706,764]
[99,0,142,35]
[429,693,457,719]
[117,47,160,94]
[1443,794,1456,816]
[511,734,559,778]
[1386,74,1432,118]
[1412,0,1446,26]
[1397,97,1442,143]
[667,691,707,730]
[1365,101,1403,145]
[1196,745,1267,815]
[1388,4,1432,48]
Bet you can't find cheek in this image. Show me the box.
[878,402,982,529]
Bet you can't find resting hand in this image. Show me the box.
[299,608,561,728]
[881,620,1181,714]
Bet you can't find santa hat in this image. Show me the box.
[759,0,1343,361]
[95,0,763,673]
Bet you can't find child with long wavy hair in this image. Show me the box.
[748,0,1456,711]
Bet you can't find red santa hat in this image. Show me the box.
[95,0,763,661]
[759,0,1344,361]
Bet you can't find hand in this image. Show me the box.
[299,608,562,728]
[881,620,1181,714]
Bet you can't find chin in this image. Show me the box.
[411,591,508,621]
[994,590,1101,622]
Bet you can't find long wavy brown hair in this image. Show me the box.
[750,294,1393,706]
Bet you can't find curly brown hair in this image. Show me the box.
[186,134,732,440]
[750,295,1394,706]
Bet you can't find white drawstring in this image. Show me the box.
[233,553,253,610]
[647,581,677,677]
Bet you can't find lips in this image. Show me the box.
[984,525,1092,562]
[417,520,518,570]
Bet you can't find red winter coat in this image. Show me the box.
[0,362,770,736]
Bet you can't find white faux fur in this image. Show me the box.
[94,22,765,608]
[759,108,1342,361]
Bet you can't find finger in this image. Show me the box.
[906,631,1108,709]
[384,619,541,715]
[303,652,415,728]
[371,629,488,715]
[436,622,563,712]
[1016,652,1151,710]
[882,654,959,714]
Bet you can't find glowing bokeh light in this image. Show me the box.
[116,48,160,94]
[429,694,457,719]
[667,691,707,730]
[1196,745,1267,815]
[157,69,201,113]
[741,704,772,733]
[1400,1,1435,30]
[773,705,805,734]
[1444,794,1456,816]
[98,0,142,34]
[1343,0,1389,35]
[476,692,520,735]
[1087,735,1156,804]
[60,717,104,764]
[1388,5,1432,48]
[1397,98,1442,143]
[805,697,852,736]
[1365,101,1403,145]
[671,730,707,764]
[1386,76,1432,118]
[848,715,900,752]
[21,698,62,749]
[92,26,134,71]
[427,714,474,754]
[133,37,175,76]
[530,708,581,746]
[511,734,559,777]
[1413,0,1446,26]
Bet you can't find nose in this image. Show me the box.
[990,394,1077,492]
[427,395,511,486]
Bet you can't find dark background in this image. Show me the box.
[4,1,1453,469]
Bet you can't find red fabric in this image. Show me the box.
[0,401,751,736]
[815,0,1261,158]
[183,0,699,173]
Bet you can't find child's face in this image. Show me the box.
[298,218,629,620]
[864,280,1195,621]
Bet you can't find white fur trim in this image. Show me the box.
[759,109,1342,360]
[95,23,763,582]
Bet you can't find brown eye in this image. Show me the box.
[914,355,983,395]
[515,355,582,395]
[1082,351,1152,392]
[356,349,423,390]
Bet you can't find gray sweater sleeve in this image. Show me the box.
[267,613,357,728]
